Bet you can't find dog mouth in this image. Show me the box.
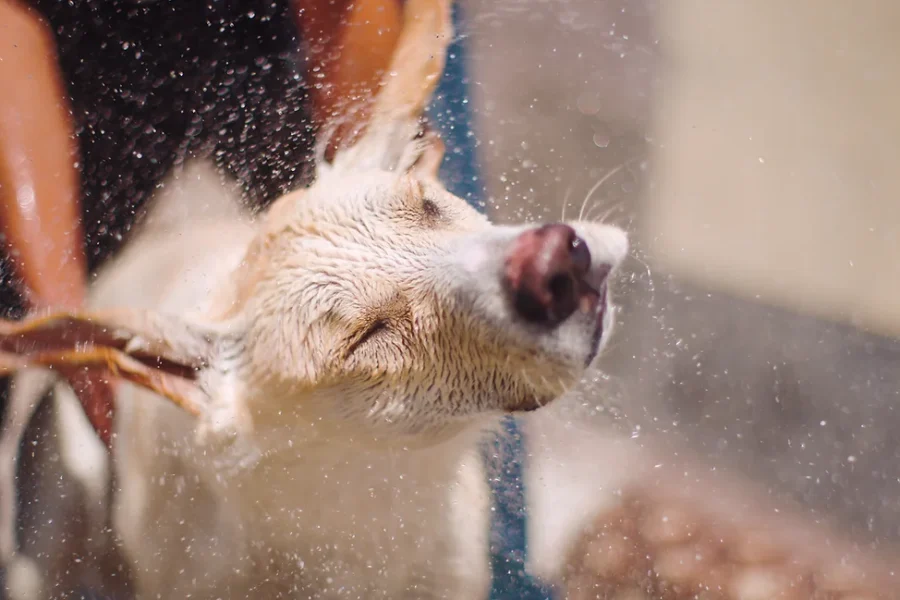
[502,223,613,366]
[501,276,610,415]
[585,280,609,366]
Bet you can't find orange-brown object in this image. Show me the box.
[0,0,85,311]
[0,309,215,413]
[0,0,119,444]
[294,0,405,157]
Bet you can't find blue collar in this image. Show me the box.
[484,418,556,599]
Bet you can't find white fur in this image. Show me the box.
[5,554,42,600]
[55,384,109,511]
[522,403,635,582]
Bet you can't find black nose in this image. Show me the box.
[504,223,593,326]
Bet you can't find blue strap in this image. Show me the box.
[483,418,555,600]
[429,7,555,598]
[427,7,483,208]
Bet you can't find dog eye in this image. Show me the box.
[347,319,390,356]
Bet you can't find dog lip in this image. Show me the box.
[585,281,608,366]
[575,261,610,317]
[576,279,600,316]
[584,263,611,291]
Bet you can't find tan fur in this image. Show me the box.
[0,1,629,597]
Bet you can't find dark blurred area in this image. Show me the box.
[0,0,316,319]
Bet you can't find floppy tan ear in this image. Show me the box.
[0,309,220,415]
[367,0,452,129]
[329,0,453,174]
[296,0,403,160]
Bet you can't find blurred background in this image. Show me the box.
[460,0,900,553]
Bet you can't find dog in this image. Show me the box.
[0,0,628,597]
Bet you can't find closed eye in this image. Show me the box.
[346,319,390,356]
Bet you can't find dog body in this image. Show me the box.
[85,157,626,598]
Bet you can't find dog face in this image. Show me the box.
[227,166,627,438]
[0,0,627,444]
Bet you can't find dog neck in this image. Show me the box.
[189,388,494,591]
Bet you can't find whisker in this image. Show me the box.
[578,158,634,222]
[576,184,592,222]
[555,375,573,400]
[535,376,548,408]
[560,184,574,223]
[586,197,626,224]
[519,366,542,402]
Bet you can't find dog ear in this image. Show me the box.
[0,309,224,414]
[328,0,453,174]
[298,0,404,161]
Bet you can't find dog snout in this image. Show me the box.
[505,223,605,327]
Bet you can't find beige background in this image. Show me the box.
[461,0,656,230]
[646,1,900,338]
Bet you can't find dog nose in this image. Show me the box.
[505,223,595,326]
